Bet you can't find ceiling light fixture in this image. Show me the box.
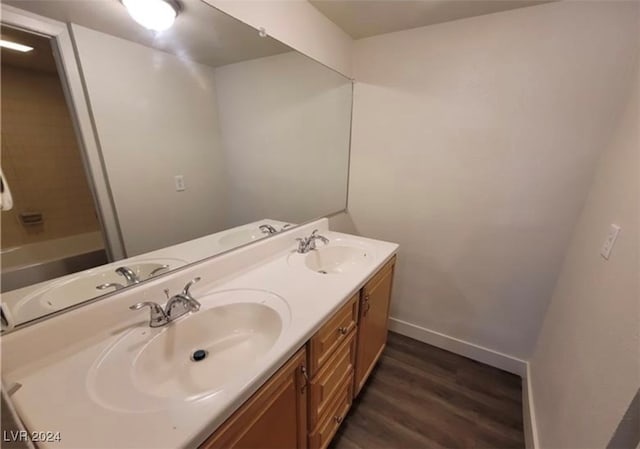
[0,39,34,53]
[122,0,178,32]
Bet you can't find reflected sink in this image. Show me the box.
[288,238,375,275]
[218,228,267,248]
[11,258,187,324]
[305,246,372,274]
[87,289,290,412]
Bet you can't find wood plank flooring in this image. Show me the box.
[331,332,525,449]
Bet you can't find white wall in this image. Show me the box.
[529,52,640,449]
[71,25,229,256]
[347,1,640,359]
[203,0,353,78]
[213,51,351,227]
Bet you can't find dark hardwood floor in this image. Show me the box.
[331,332,525,449]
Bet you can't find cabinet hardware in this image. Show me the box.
[300,365,309,393]
[334,415,343,424]
[363,293,371,316]
[338,326,348,335]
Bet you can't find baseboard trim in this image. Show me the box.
[388,317,537,447]
[523,363,540,449]
[388,317,527,376]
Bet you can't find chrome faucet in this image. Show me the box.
[129,277,201,327]
[164,277,201,319]
[115,266,140,285]
[296,229,329,254]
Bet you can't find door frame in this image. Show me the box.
[1,4,126,260]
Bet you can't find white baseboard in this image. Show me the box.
[388,317,527,377]
[522,364,540,449]
[388,317,538,448]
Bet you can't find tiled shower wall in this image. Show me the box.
[1,64,100,248]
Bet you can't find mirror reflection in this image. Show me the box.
[0,0,352,329]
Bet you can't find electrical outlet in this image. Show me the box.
[174,175,186,192]
[600,224,621,260]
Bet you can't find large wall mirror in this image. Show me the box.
[0,0,352,329]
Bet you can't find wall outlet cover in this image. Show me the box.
[600,224,621,260]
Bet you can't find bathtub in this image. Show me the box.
[1,231,108,292]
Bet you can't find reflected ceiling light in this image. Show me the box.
[0,39,33,52]
[122,0,178,32]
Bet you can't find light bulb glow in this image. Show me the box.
[122,0,177,32]
[0,40,34,52]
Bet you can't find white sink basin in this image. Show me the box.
[288,238,375,275]
[11,258,186,324]
[87,289,290,412]
[133,303,281,399]
[306,246,372,274]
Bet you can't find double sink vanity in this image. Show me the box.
[1,219,398,449]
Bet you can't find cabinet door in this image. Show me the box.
[354,257,395,396]
[200,348,308,449]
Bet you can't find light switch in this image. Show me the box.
[600,224,621,260]
[174,175,186,192]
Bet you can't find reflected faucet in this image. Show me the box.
[259,224,278,235]
[129,277,201,327]
[115,266,140,285]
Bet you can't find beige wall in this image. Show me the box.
[347,1,640,359]
[213,51,351,227]
[1,64,100,248]
[203,0,353,78]
[530,48,640,449]
[71,25,229,257]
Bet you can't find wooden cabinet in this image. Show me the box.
[354,256,396,396]
[308,330,356,430]
[200,348,308,449]
[200,255,396,449]
[308,293,358,376]
[308,374,353,449]
[307,296,358,448]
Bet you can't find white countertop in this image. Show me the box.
[1,219,398,449]
[2,219,289,326]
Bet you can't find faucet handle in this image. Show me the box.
[97,282,125,291]
[296,237,309,253]
[182,277,201,298]
[129,302,168,327]
[149,264,169,278]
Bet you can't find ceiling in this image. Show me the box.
[310,0,554,39]
[1,25,57,73]
[3,0,291,67]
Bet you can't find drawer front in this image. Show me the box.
[308,374,353,449]
[309,293,358,375]
[309,330,355,430]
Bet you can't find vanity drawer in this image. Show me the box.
[308,374,353,449]
[309,293,358,375]
[308,330,355,430]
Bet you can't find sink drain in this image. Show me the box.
[190,349,208,362]
[318,270,328,275]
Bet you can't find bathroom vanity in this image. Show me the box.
[201,256,396,449]
[1,219,398,449]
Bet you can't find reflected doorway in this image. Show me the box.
[1,25,108,292]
